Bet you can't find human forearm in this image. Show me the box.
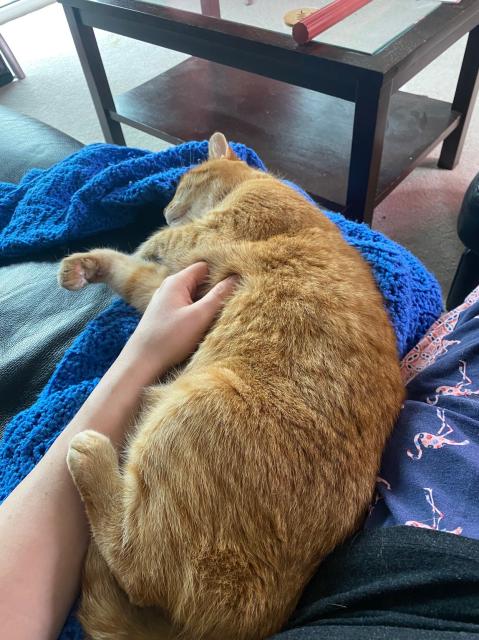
[67,339,164,447]
[0,340,162,640]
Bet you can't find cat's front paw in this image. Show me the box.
[58,252,106,290]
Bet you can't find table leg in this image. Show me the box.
[0,34,25,80]
[63,5,126,145]
[346,79,391,225]
[200,1,220,18]
[438,25,479,170]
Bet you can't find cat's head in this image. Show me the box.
[164,132,257,226]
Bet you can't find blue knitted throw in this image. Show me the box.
[0,142,442,639]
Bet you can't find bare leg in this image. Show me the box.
[58,249,168,312]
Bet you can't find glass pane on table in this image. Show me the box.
[149,0,444,55]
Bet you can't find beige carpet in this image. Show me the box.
[1,3,478,295]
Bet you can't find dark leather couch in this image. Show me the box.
[0,105,83,183]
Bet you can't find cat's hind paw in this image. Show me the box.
[67,430,121,521]
[67,430,115,490]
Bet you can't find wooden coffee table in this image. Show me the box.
[60,0,479,224]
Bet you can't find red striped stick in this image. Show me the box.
[293,0,374,45]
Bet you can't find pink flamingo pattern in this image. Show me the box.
[401,286,479,385]
[401,339,460,385]
[406,488,462,535]
[427,360,479,405]
[366,286,479,536]
[407,407,469,460]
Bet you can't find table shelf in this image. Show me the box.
[112,57,460,213]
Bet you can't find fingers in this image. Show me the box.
[193,275,239,316]
[164,264,239,314]
[171,262,210,299]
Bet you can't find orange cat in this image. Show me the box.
[59,132,404,640]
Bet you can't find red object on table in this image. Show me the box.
[292,0,374,45]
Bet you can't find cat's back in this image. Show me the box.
[195,180,403,472]
[192,208,403,504]
[202,175,393,352]
[206,202,399,384]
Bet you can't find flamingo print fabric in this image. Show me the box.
[366,286,479,539]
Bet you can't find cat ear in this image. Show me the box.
[208,132,238,160]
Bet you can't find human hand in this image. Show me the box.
[124,262,238,378]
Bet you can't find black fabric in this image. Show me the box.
[0,105,83,184]
[274,526,479,639]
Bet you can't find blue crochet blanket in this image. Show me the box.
[0,142,442,639]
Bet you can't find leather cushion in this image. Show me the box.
[0,105,83,184]
[458,172,479,254]
[0,260,114,436]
